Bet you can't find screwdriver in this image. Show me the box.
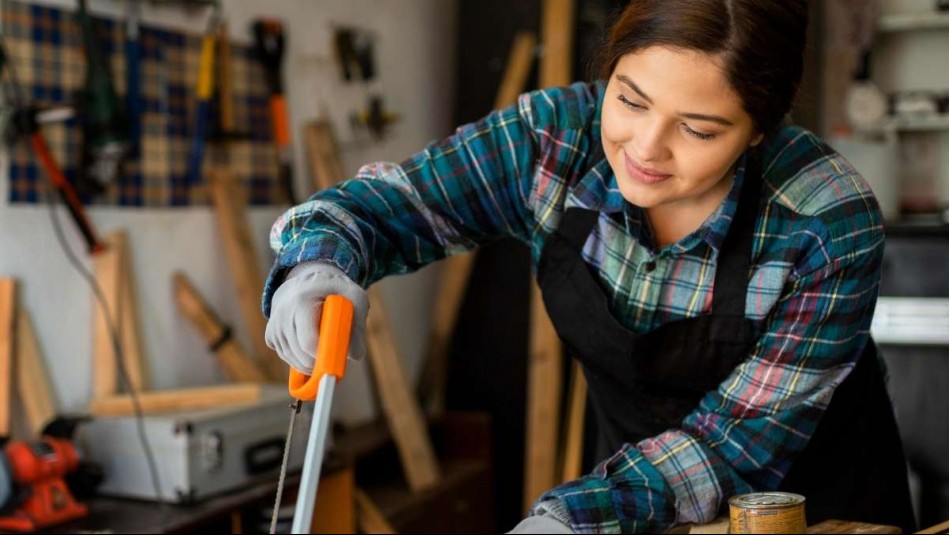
[270,295,354,534]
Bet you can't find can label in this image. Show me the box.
[728,492,806,534]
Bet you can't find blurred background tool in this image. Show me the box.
[251,17,297,204]
[186,5,221,184]
[0,38,104,255]
[124,0,142,158]
[74,0,129,196]
[0,416,99,533]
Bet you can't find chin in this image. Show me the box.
[618,178,662,208]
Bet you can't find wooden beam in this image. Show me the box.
[92,233,121,398]
[209,167,284,382]
[496,32,537,110]
[305,121,347,191]
[365,286,441,492]
[117,231,149,392]
[311,467,356,534]
[538,0,575,89]
[524,0,575,509]
[420,31,537,417]
[523,279,563,509]
[560,360,586,482]
[89,383,262,417]
[355,487,397,534]
[172,272,267,383]
[15,309,57,436]
[0,279,15,437]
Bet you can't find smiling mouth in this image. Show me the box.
[624,153,672,185]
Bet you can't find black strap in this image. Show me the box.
[712,149,762,316]
[558,208,600,250]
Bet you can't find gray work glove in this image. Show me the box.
[265,262,370,374]
[507,514,574,534]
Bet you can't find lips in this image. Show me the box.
[624,153,672,185]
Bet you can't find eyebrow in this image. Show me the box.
[616,74,735,127]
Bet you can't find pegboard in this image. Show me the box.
[2,0,287,206]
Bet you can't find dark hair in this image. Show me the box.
[595,0,808,135]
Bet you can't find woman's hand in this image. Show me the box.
[265,262,370,374]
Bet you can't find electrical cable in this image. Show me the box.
[0,25,167,512]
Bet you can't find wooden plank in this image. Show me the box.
[89,383,261,417]
[355,487,397,534]
[420,31,536,417]
[216,21,234,134]
[524,0,575,509]
[918,519,949,534]
[365,285,441,492]
[117,231,149,392]
[0,279,15,437]
[92,233,121,398]
[305,120,347,191]
[311,467,356,534]
[523,279,563,509]
[560,360,586,482]
[209,167,284,382]
[15,309,57,435]
[496,31,537,109]
[538,0,575,89]
[806,519,901,534]
[172,272,267,382]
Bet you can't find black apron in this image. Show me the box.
[536,151,916,531]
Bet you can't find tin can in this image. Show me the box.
[728,492,806,534]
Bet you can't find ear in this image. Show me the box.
[750,133,764,147]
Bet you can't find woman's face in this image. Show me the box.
[601,46,761,212]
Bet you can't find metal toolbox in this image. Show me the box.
[77,385,314,503]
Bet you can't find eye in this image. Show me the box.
[617,94,645,110]
[682,124,717,141]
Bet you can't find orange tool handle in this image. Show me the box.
[288,295,354,401]
[270,95,291,148]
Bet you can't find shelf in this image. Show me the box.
[878,11,949,32]
[857,114,949,134]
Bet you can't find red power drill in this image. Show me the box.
[0,437,88,532]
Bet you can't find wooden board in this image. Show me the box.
[365,285,441,492]
[420,31,536,417]
[806,519,901,534]
[311,467,356,534]
[209,167,284,382]
[92,231,149,397]
[523,279,563,509]
[89,383,261,417]
[0,278,15,436]
[118,231,149,392]
[560,360,587,483]
[918,519,949,534]
[15,309,57,435]
[172,272,267,382]
[523,0,575,509]
[92,233,121,398]
[355,487,397,534]
[305,120,347,191]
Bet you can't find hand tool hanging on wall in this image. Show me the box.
[270,295,354,534]
[124,0,142,158]
[75,0,129,195]
[0,38,105,254]
[252,18,298,204]
[187,6,221,184]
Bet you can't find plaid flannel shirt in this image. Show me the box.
[264,81,885,533]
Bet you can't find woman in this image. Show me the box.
[263,1,916,532]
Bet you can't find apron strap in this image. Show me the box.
[712,149,762,317]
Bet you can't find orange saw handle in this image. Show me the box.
[288,294,354,401]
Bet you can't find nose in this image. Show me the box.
[632,118,668,162]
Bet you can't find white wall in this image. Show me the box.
[1,0,457,427]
